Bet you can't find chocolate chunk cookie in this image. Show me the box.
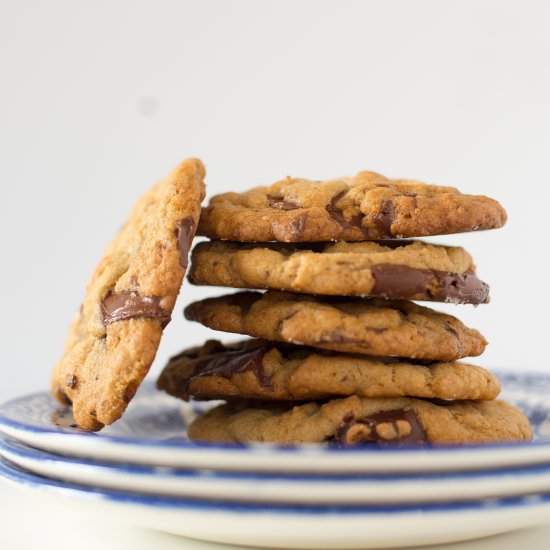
[183,291,487,360]
[51,158,206,430]
[189,240,490,304]
[198,171,507,241]
[188,395,532,446]
[157,339,501,402]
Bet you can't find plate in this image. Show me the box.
[4,435,550,503]
[0,373,548,473]
[2,456,550,549]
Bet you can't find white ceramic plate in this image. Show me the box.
[2,456,550,549]
[4,435,550,504]
[0,374,548,473]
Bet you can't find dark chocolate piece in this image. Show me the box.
[326,191,368,236]
[371,264,433,298]
[429,271,491,304]
[371,264,490,304]
[101,291,171,326]
[176,216,195,269]
[333,408,428,446]
[267,195,301,211]
[289,213,308,239]
[65,374,77,389]
[167,340,276,392]
[373,199,395,236]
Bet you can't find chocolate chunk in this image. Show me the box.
[373,200,395,236]
[176,216,195,269]
[101,291,171,326]
[430,272,491,304]
[333,409,428,446]
[371,264,490,305]
[65,374,77,389]
[267,195,301,210]
[326,191,368,236]
[289,213,308,239]
[371,264,434,299]
[167,340,277,392]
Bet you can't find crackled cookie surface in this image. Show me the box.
[183,291,487,360]
[188,395,532,446]
[157,339,500,402]
[198,171,507,241]
[189,240,490,304]
[51,158,206,430]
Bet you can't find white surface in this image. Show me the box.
[4,465,550,549]
[1,484,550,550]
[0,0,550,406]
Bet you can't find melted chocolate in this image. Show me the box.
[371,264,433,298]
[325,191,368,236]
[430,271,491,304]
[371,264,490,304]
[171,341,276,392]
[176,216,195,269]
[333,409,428,446]
[101,291,171,326]
[373,199,395,236]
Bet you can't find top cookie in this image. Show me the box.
[198,171,507,241]
[51,158,206,431]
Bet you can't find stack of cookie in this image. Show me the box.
[158,171,532,446]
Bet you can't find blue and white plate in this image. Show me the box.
[2,456,550,549]
[0,373,548,473]
[4,435,550,504]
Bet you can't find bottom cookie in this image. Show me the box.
[187,396,532,446]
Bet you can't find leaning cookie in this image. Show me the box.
[188,396,532,446]
[157,339,500,402]
[198,171,507,241]
[184,292,487,361]
[51,158,206,431]
[189,240,490,304]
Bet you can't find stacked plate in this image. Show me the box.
[1,373,550,549]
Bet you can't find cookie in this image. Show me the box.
[188,240,490,304]
[183,291,487,360]
[157,339,500,402]
[197,171,507,241]
[188,395,532,446]
[51,158,206,430]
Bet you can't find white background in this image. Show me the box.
[0,1,549,401]
[1,2,550,549]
